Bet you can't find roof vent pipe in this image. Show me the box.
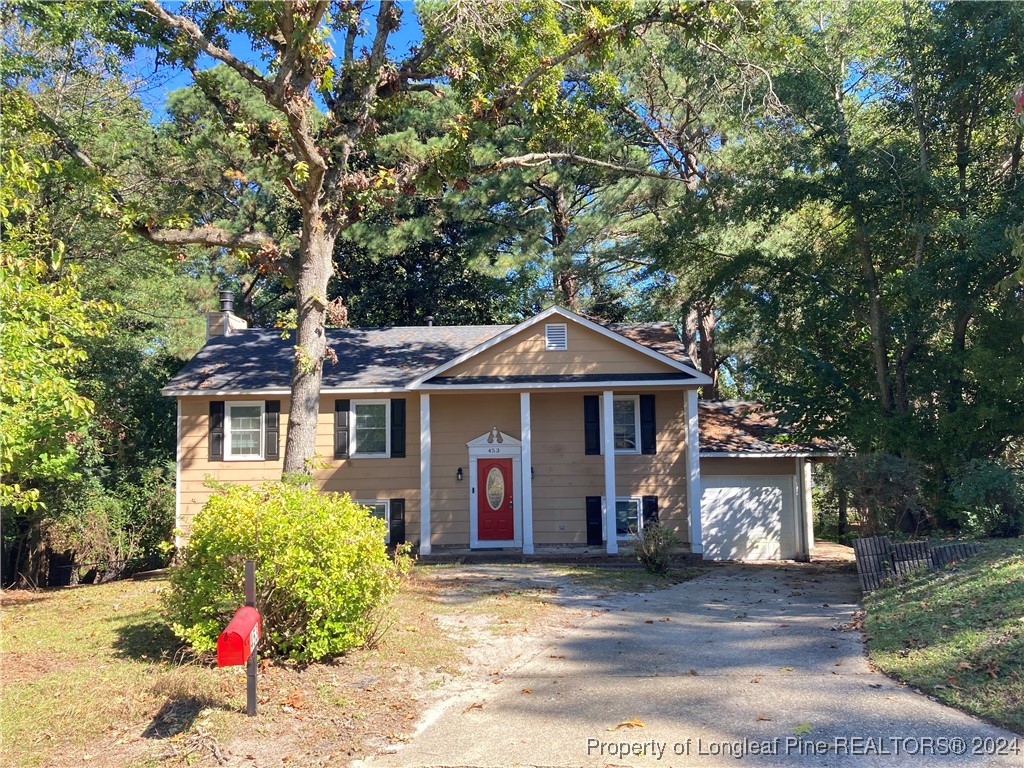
[425,315,434,327]
[219,290,234,314]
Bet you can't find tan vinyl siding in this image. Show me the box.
[428,393,519,547]
[442,320,679,378]
[700,457,798,476]
[178,394,421,541]
[529,391,689,544]
[178,396,288,534]
[315,395,420,533]
[177,388,692,548]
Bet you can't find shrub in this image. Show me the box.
[833,454,929,536]
[166,482,412,661]
[948,460,1024,538]
[635,524,679,574]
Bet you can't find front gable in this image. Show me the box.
[409,307,712,388]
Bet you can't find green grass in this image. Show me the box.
[864,538,1024,734]
[1,562,683,767]
[0,579,230,767]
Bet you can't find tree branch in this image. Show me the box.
[472,152,681,182]
[134,224,274,251]
[137,0,276,102]
[32,103,125,205]
[28,92,276,255]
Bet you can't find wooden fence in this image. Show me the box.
[853,536,980,592]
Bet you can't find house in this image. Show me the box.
[163,300,832,560]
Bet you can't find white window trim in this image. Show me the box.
[600,496,644,541]
[356,499,391,544]
[545,322,568,350]
[225,401,264,461]
[350,399,391,458]
[610,394,641,455]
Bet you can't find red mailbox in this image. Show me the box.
[216,606,261,667]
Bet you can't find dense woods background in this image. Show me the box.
[2,1,1022,585]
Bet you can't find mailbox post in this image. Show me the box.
[216,560,260,716]
[244,560,257,717]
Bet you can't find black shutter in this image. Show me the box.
[642,495,659,527]
[390,399,406,458]
[389,498,406,545]
[583,395,601,455]
[209,401,224,461]
[264,400,280,460]
[334,399,350,458]
[639,394,656,455]
[586,496,603,545]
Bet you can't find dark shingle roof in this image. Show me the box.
[698,400,836,455]
[162,320,699,394]
[162,325,511,393]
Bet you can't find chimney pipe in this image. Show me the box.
[425,315,434,327]
[219,290,234,314]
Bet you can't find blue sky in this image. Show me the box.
[134,2,424,120]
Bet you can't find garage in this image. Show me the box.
[701,475,799,560]
[697,401,836,561]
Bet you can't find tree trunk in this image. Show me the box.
[282,209,336,476]
[832,81,894,414]
[547,183,579,311]
[837,488,848,538]
[855,218,894,413]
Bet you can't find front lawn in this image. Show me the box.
[864,538,1024,734]
[0,562,692,767]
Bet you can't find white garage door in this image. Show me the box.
[701,476,798,560]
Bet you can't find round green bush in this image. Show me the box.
[166,482,411,661]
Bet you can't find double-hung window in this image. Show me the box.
[226,402,264,459]
[612,395,641,454]
[351,400,390,457]
[599,496,643,540]
[357,500,391,543]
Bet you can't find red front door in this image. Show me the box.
[478,458,514,540]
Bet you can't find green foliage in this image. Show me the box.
[0,90,112,515]
[634,524,680,574]
[833,454,928,536]
[167,483,412,661]
[948,460,1024,538]
[41,464,174,581]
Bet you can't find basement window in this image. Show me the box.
[545,323,568,350]
[356,500,391,544]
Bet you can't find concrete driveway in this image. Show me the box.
[362,564,1021,767]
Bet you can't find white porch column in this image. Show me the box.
[520,392,534,555]
[602,390,618,555]
[419,393,432,556]
[800,458,815,551]
[685,389,703,555]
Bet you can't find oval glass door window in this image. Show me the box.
[485,467,504,510]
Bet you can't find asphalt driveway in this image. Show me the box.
[362,564,1021,767]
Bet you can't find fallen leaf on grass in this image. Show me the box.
[956,661,973,671]
[280,689,305,711]
[463,702,484,713]
[609,717,646,731]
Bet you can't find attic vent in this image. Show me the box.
[545,323,568,351]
